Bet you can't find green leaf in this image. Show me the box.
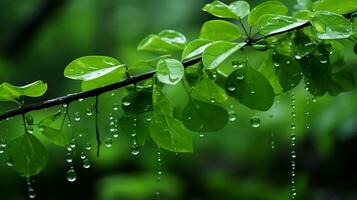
[226,65,275,111]
[118,114,150,146]
[39,111,68,147]
[130,55,171,76]
[310,11,352,40]
[202,1,250,19]
[183,99,228,132]
[181,39,212,61]
[137,30,187,53]
[273,53,303,92]
[152,83,174,116]
[298,48,330,96]
[293,30,317,58]
[352,17,357,38]
[64,56,124,81]
[200,20,242,41]
[6,134,47,177]
[248,1,288,26]
[0,81,47,103]
[229,1,250,19]
[150,112,193,153]
[202,41,246,70]
[122,91,153,115]
[258,57,282,94]
[156,58,184,85]
[257,14,307,36]
[39,126,68,147]
[313,0,357,14]
[295,0,313,10]
[81,66,127,91]
[192,76,229,103]
[328,67,355,96]
[202,1,238,19]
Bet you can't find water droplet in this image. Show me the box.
[6,159,14,167]
[131,142,140,156]
[286,60,290,64]
[0,146,4,154]
[83,158,90,169]
[0,138,7,147]
[85,143,92,151]
[62,104,68,108]
[199,134,205,138]
[66,168,77,182]
[295,55,302,60]
[122,100,131,107]
[80,152,86,160]
[74,112,81,121]
[210,97,216,103]
[112,103,119,111]
[250,116,260,128]
[228,112,237,122]
[227,85,236,92]
[104,137,112,148]
[85,107,93,116]
[65,152,73,163]
[78,98,84,102]
[27,126,34,134]
[69,139,76,148]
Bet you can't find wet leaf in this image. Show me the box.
[150,112,193,153]
[202,41,246,70]
[202,1,238,19]
[137,30,186,53]
[156,58,184,85]
[313,0,357,14]
[248,1,288,26]
[200,20,242,41]
[192,76,228,103]
[273,53,303,92]
[183,99,228,132]
[122,91,153,115]
[39,126,68,147]
[0,81,47,103]
[6,134,47,177]
[226,65,275,111]
[258,14,307,36]
[310,11,352,40]
[182,39,212,61]
[229,1,250,19]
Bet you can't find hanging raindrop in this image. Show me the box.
[155,147,162,199]
[83,158,90,169]
[290,91,297,199]
[85,107,93,116]
[104,137,112,148]
[66,167,77,182]
[27,178,36,199]
[131,140,140,156]
[228,105,237,122]
[74,112,81,121]
[65,152,73,163]
[85,143,92,151]
[250,116,261,128]
[112,103,119,111]
[6,158,14,167]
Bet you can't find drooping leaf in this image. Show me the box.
[192,76,229,103]
[6,134,48,177]
[0,81,47,103]
[248,1,288,26]
[258,57,282,94]
[226,65,275,111]
[200,20,242,41]
[328,67,356,96]
[122,91,153,115]
[156,58,184,85]
[298,48,330,96]
[293,30,317,58]
[152,83,174,116]
[273,53,303,92]
[310,11,352,40]
[182,39,212,61]
[313,0,357,14]
[64,56,124,81]
[150,112,193,153]
[137,30,187,53]
[257,14,307,36]
[183,99,228,132]
[202,41,246,70]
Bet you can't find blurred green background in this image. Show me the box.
[0,0,357,199]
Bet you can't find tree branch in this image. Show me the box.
[0,10,355,121]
